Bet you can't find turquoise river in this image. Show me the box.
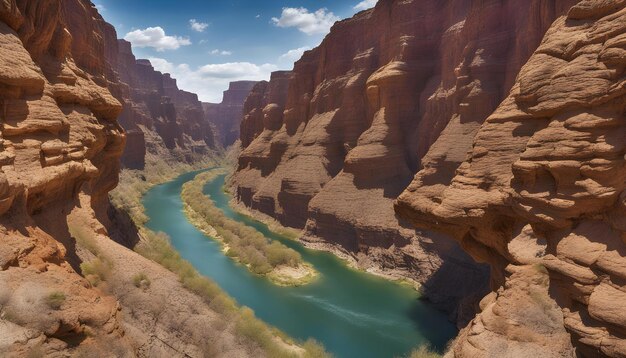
[142,170,457,358]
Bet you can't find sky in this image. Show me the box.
[94,0,378,102]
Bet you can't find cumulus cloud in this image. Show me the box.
[272,7,339,35]
[210,49,233,56]
[353,0,377,11]
[278,46,310,65]
[149,58,277,102]
[189,19,209,32]
[124,27,191,51]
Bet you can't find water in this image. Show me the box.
[142,170,457,358]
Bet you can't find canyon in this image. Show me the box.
[232,0,626,356]
[203,81,258,148]
[0,0,624,356]
[112,40,218,170]
[0,1,296,356]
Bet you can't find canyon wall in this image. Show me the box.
[0,0,130,354]
[396,1,626,356]
[203,80,258,147]
[111,40,217,169]
[232,0,582,319]
[0,1,265,356]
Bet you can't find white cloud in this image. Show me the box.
[189,19,209,32]
[124,27,191,51]
[256,14,261,19]
[272,7,340,35]
[210,49,233,56]
[353,0,377,11]
[149,58,277,102]
[278,46,310,64]
[94,3,106,12]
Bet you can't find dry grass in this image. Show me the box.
[80,258,112,287]
[182,171,308,279]
[45,292,66,310]
[132,272,151,290]
[110,158,331,357]
[408,345,442,358]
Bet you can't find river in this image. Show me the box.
[142,169,457,358]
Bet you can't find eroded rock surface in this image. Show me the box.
[231,0,582,319]
[111,40,217,169]
[204,80,258,147]
[0,1,258,356]
[396,1,626,356]
[0,0,129,354]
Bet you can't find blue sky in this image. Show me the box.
[94,0,377,102]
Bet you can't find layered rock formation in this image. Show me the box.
[203,80,258,147]
[0,0,129,354]
[232,0,588,318]
[111,41,217,169]
[0,1,263,356]
[396,1,626,356]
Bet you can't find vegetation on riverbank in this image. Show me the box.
[181,170,317,286]
[109,156,329,357]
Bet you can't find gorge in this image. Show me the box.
[0,0,625,357]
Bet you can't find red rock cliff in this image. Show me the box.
[231,0,580,318]
[110,40,217,169]
[0,0,130,354]
[203,80,258,147]
[396,1,626,356]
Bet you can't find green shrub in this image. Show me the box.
[181,171,304,278]
[132,272,151,290]
[409,345,442,358]
[80,258,112,287]
[45,291,66,310]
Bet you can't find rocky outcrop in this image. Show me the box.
[203,80,258,147]
[396,1,626,356]
[0,0,130,354]
[0,1,258,356]
[111,40,217,169]
[231,0,585,318]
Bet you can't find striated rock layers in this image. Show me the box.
[203,80,258,147]
[0,0,129,354]
[0,1,256,356]
[396,1,626,356]
[231,0,581,319]
[111,40,217,170]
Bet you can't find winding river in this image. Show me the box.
[142,169,456,358]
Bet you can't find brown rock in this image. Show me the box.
[396,1,626,356]
[203,80,258,147]
[231,0,581,320]
[109,40,217,170]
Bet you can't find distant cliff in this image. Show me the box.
[110,40,217,169]
[203,80,258,147]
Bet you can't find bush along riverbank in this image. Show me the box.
[109,157,330,357]
[181,170,317,286]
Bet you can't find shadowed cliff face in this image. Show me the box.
[396,1,626,356]
[231,0,582,320]
[110,40,217,170]
[0,0,130,354]
[203,80,258,148]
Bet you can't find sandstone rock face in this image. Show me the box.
[110,40,217,169]
[396,1,626,356]
[203,80,258,147]
[0,0,130,354]
[231,0,580,318]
